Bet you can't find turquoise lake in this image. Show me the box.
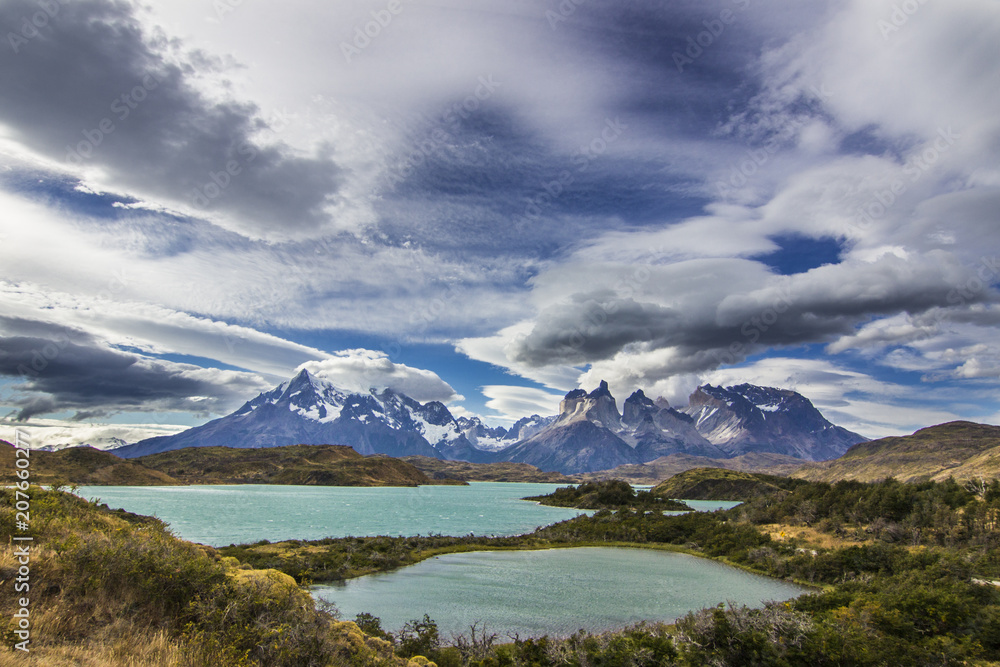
[75,483,791,637]
[77,482,583,546]
[77,483,739,547]
[314,547,808,638]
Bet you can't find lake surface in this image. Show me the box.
[79,484,763,638]
[313,547,807,638]
[76,482,591,546]
[78,483,740,546]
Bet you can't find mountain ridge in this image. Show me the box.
[792,421,1000,483]
[495,380,866,473]
[109,370,869,475]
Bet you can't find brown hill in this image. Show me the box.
[1,440,457,487]
[792,421,1000,483]
[137,444,457,486]
[573,452,812,484]
[651,467,807,501]
[400,455,571,483]
[0,440,178,485]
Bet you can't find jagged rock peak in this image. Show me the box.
[557,381,621,431]
[625,389,655,406]
[587,380,613,399]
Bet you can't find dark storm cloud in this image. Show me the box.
[0,317,265,420]
[0,0,342,237]
[508,254,1000,372]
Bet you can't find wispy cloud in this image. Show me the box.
[0,0,997,437]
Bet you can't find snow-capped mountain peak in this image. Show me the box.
[681,384,866,460]
[115,370,508,461]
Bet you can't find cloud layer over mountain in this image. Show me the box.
[1,0,997,440]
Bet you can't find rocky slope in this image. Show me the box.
[681,384,866,460]
[792,421,1000,483]
[497,381,864,473]
[114,369,485,461]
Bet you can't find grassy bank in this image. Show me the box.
[0,485,438,666]
[6,476,1000,666]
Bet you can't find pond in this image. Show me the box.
[313,546,807,639]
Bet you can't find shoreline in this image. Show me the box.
[303,538,826,592]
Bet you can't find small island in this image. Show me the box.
[651,467,808,501]
[524,479,692,511]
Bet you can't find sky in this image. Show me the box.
[1,0,998,448]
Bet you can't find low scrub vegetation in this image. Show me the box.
[5,475,1000,665]
[524,479,692,510]
[227,475,1000,666]
[0,486,431,666]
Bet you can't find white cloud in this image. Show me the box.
[456,322,582,391]
[298,350,461,403]
[1,419,189,450]
[0,186,526,342]
[0,281,330,380]
[481,385,564,422]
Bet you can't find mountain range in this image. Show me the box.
[114,370,867,473]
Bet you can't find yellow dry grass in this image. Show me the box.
[760,523,865,549]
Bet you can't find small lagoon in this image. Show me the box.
[313,546,807,638]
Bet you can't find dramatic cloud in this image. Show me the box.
[480,385,564,423]
[1,0,997,438]
[0,0,344,239]
[0,282,333,379]
[0,321,270,420]
[297,350,461,404]
[502,253,994,373]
